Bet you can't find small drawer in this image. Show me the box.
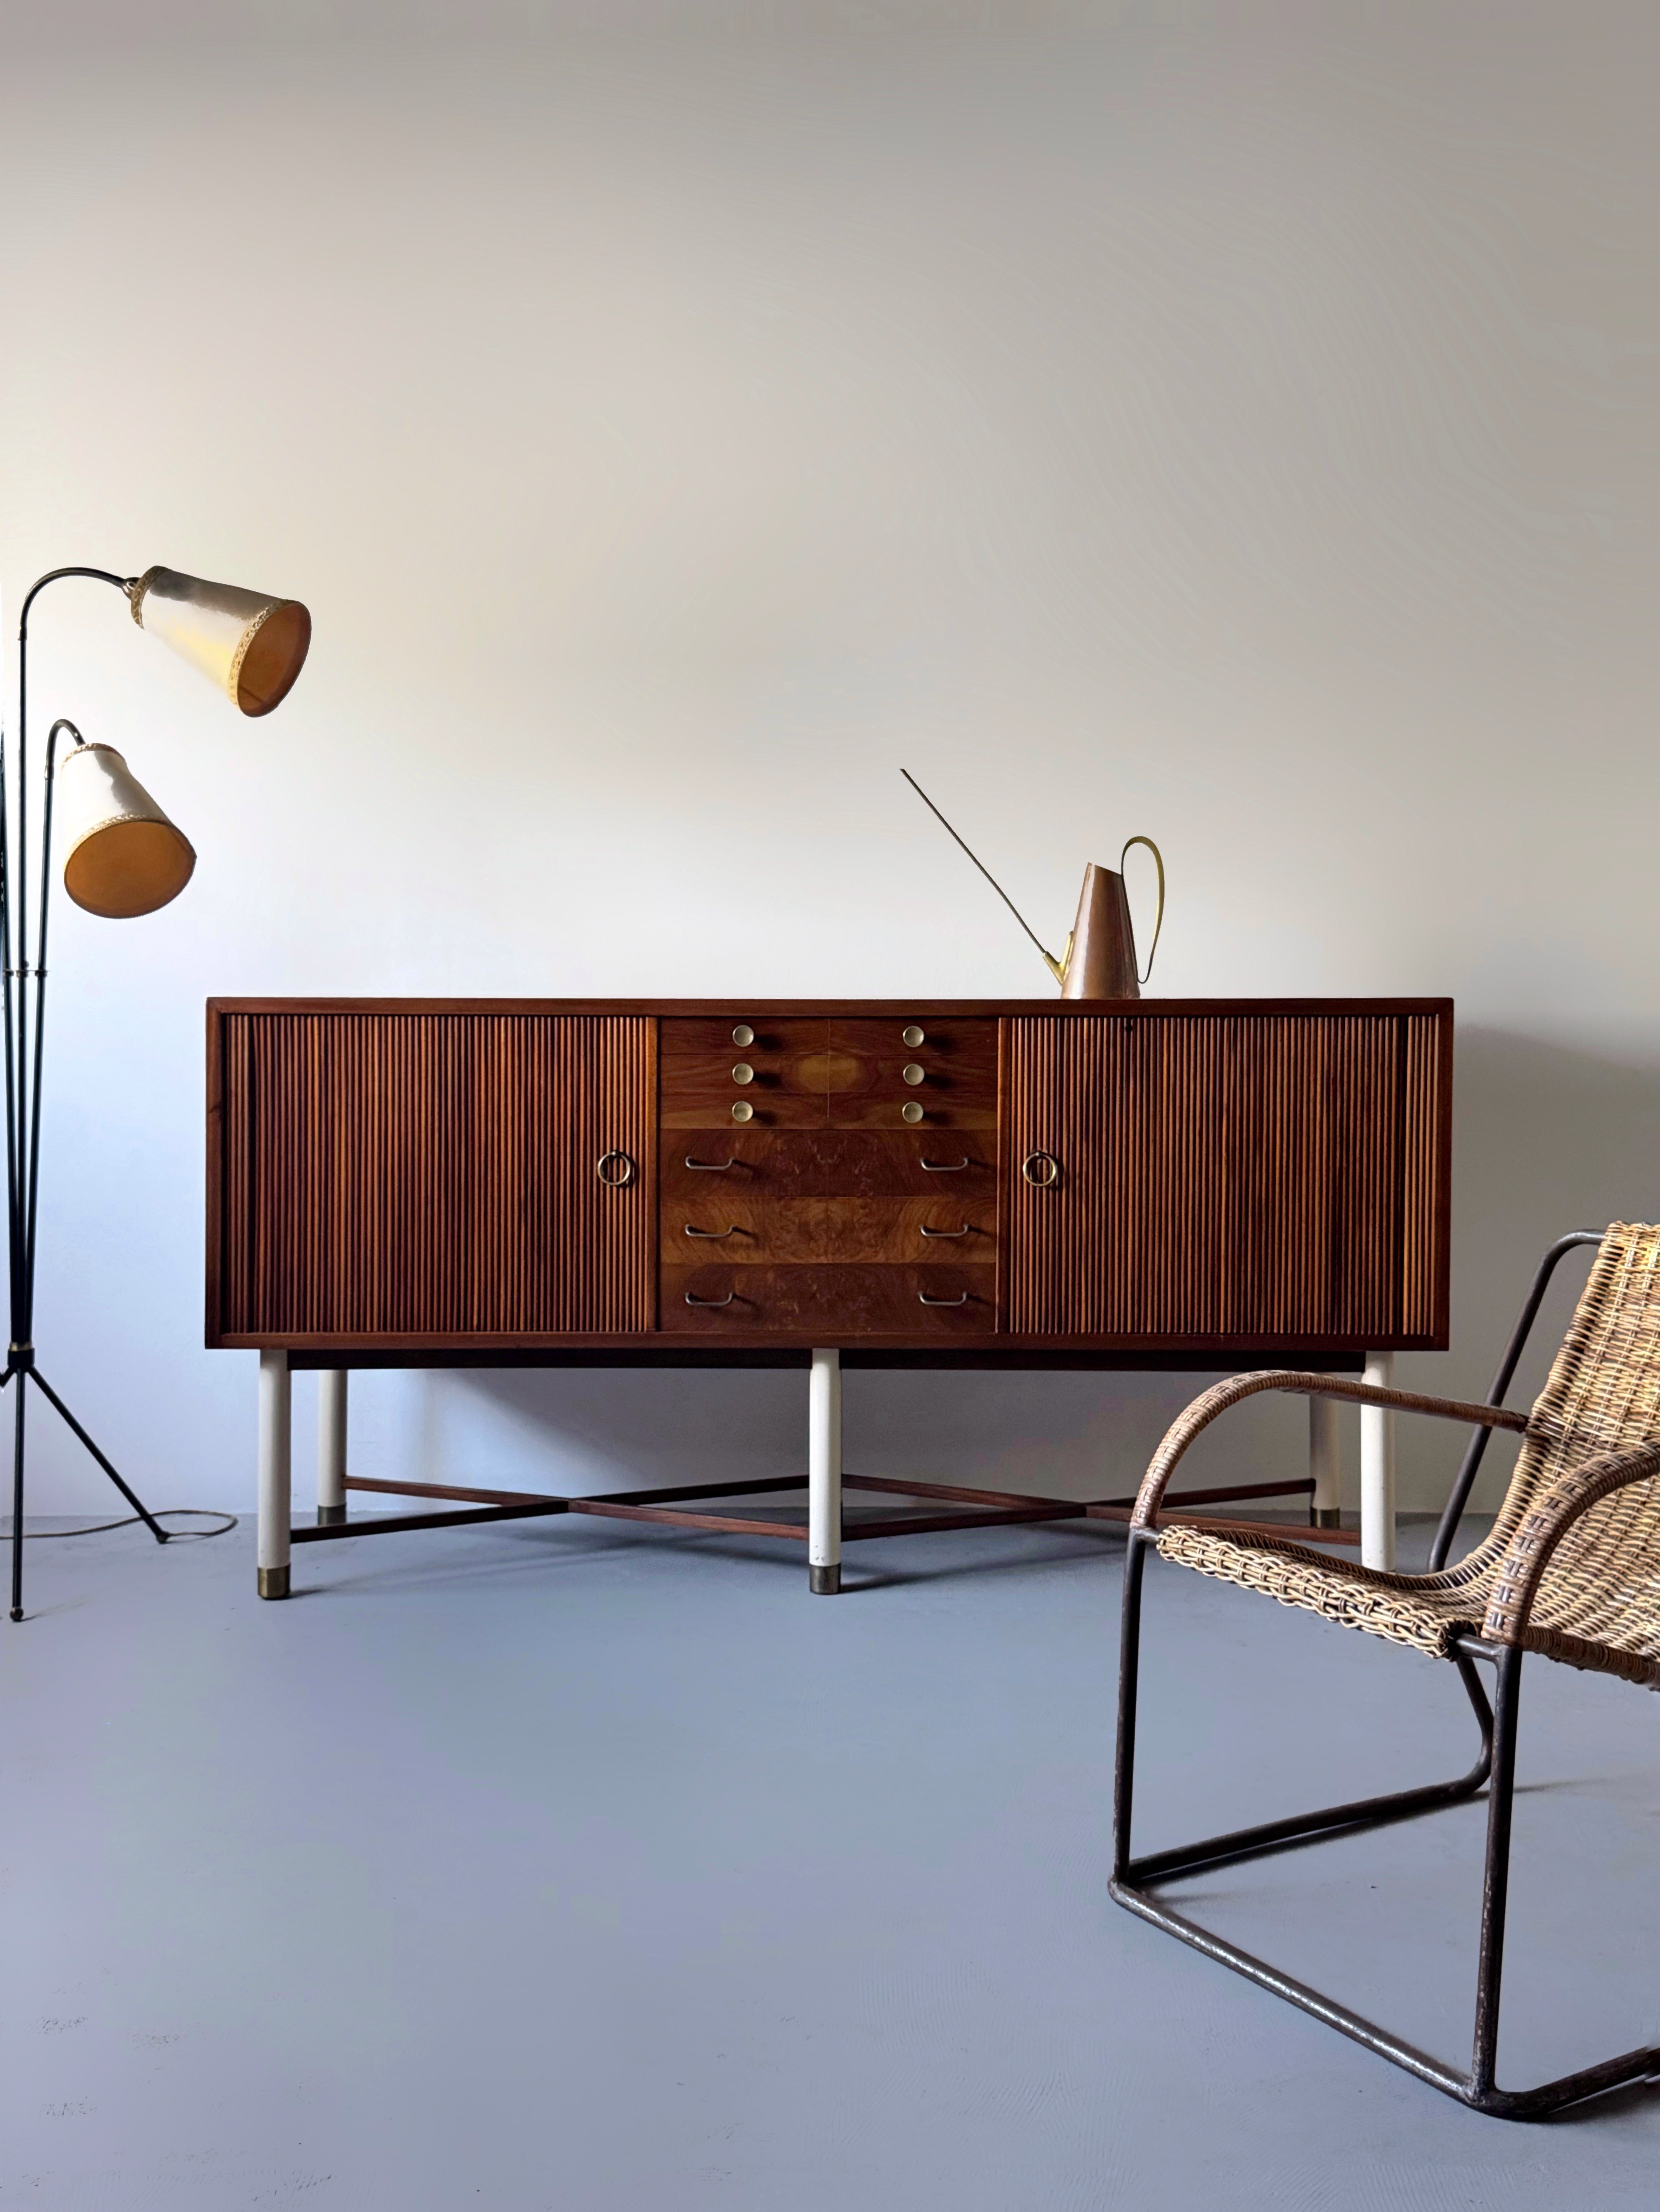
[826,1019,997,1132]
[659,1017,830,1130]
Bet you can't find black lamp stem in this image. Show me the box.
[5,567,167,1620]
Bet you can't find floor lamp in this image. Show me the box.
[6,564,311,1620]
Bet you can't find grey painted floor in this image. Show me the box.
[6,1506,1660,2208]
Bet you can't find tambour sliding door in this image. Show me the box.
[211,1012,655,1340]
[1004,1011,1449,1344]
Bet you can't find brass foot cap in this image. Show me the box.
[809,1563,842,1596]
[316,1504,347,1525]
[1315,1508,1342,1529]
[257,1565,291,1600]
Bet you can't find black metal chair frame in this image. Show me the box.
[1111,1231,1660,2119]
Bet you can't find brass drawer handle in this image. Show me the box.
[596,1150,636,1188]
[921,1157,969,1172]
[901,1062,926,1085]
[685,1157,736,1171]
[920,1223,971,1239]
[732,1024,755,1047]
[732,1062,755,1084]
[918,1290,971,1307]
[1021,1150,1059,1188]
[685,1224,739,1239]
[684,1290,736,1307]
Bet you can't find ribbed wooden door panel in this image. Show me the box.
[1005,1013,1448,1344]
[214,1014,654,1337]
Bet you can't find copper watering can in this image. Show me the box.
[902,771,1166,1000]
[1044,840,1165,999]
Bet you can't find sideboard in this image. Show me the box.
[207,997,1452,1596]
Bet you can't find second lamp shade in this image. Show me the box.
[56,744,196,919]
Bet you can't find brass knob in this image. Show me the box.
[902,1025,925,1048]
[901,1101,924,1124]
[731,1100,755,1123]
[902,1063,925,1086]
[1021,1150,1059,1188]
[732,1024,755,1047]
[732,1062,754,1084]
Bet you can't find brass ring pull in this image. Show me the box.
[684,1290,736,1307]
[1120,835,1165,984]
[1021,1150,1059,1188]
[918,1291,971,1307]
[684,1224,739,1239]
[596,1149,636,1188]
[920,1224,971,1239]
[920,1158,970,1172]
[685,1157,736,1171]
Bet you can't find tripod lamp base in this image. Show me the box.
[257,1564,290,1601]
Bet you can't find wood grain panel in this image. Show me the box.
[213,1013,654,1337]
[1004,1010,1449,1343]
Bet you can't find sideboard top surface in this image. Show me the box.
[208,995,1453,1018]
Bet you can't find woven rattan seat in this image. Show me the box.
[1111,1223,1660,2117]
[1157,1223,1660,1688]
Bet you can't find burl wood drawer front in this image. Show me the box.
[663,1264,996,1334]
[661,1196,996,1267]
[827,1018,997,1132]
[659,1018,830,1129]
[213,1012,654,1337]
[1005,1010,1449,1342]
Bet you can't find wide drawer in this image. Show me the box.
[661,1196,995,1266]
[661,1264,996,1334]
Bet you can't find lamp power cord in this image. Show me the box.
[3,1509,238,1540]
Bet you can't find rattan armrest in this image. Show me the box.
[1482,1441,1660,1645]
[1132,1371,1530,1530]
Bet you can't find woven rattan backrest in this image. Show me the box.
[1479,1223,1660,1566]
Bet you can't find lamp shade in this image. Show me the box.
[56,743,196,919]
[129,565,311,716]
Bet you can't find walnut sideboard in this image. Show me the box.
[207,997,1453,1596]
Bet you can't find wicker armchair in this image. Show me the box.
[1112,1222,1660,2119]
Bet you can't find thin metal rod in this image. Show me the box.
[21,723,77,1335]
[1471,1645,1522,2096]
[8,1357,24,1619]
[900,769,1061,978]
[1429,1231,1603,1569]
[28,1370,167,1540]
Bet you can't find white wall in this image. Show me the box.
[2,4,1656,1523]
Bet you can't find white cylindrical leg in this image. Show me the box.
[318,1369,348,1524]
[1309,1394,1342,1527]
[1360,1352,1397,1571]
[258,1349,292,1599]
[808,1347,842,1595]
